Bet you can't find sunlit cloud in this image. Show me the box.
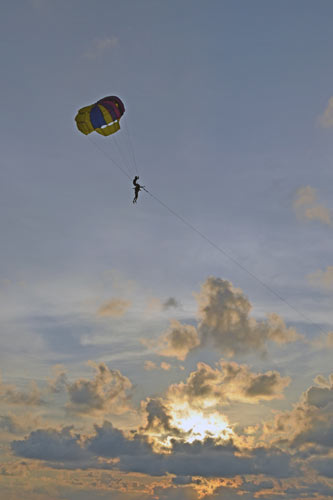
[97,298,131,318]
[314,374,333,388]
[0,375,43,406]
[154,320,200,361]
[293,186,331,225]
[47,365,68,394]
[0,413,42,435]
[168,407,232,444]
[144,361,172,372]
[138,359,290,452]
[262,373,333,454]
[140,398,183,448]
[196,277,301,357]
[144,360,158,371]
[166,360,291,410]
[147,277,301,362]
[9,372,333,496]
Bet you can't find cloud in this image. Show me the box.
[145,296,180,315]
[196,277,300,357]
[0,413,42,434]
[97,299,131,318]
[140,398,184,446]
[154,478,279,500]
[309,456,333,478]
[318,96,333,128]
[145,297,164,314]
[144,361,172,372]
[66,362,132,416]
[148,278,301,361]
[166,360,290,409]
[0,376,43,406]
[83,37,118,59]
[308,266,333,290]
[47,364,68,393]
[87,421,150,459]
[11,426,89,463]
[314,374,333,388]
[13,372,333,495]
[262,373,333,453]
[144,360,158,371]
[155,320,200,361]
[306,383,333,409]
[0,363,133,431]
[311,331,333,349]
[163,298,180,310]
[11,421,296,480]
[293,186,331,225]
[131,440,294,480]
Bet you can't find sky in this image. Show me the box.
[1,1,333,499]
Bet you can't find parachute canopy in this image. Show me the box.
[75,96,125,137]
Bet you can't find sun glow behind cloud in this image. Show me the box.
[170,405,233,444]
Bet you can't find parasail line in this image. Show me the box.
[88,136,132,180]
[123,115,139,175]
[143,187,329,333]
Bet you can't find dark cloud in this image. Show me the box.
[171,475,193,485]
[11,427,89,463]
[245,371,288,398]
[87,421,150,458]
[140,398,184,447]
[305,385,333,408]
[117,438,295,479]
[309,457,333,477]
[46,362,133,416]
[66,362,132,415]
[163,297,180,310]
[11,421,296,480]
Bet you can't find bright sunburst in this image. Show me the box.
[170,407,233,443]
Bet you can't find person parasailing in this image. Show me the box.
[132,176,145,204]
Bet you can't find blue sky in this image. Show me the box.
[1,1,333,499]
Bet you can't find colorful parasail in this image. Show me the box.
[75,96,125,136]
